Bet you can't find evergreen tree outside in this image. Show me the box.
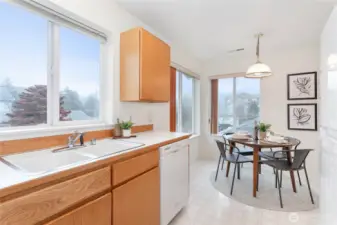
[84,94,99,118]
[248,100,259,118]
[0,78,19,111]
[6,85,71,126]
[62,87,84,111]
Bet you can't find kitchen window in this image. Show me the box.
[210,76,260,134]
[175,70,196,133]
[0,1,107,130]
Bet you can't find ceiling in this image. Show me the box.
[117,0,333,60]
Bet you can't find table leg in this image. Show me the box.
[285,147,297,193]
[253,147,260,197]
[226,142,235,177]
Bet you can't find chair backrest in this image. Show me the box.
[285,136,301,149]
[222,133,233,145]
[215,140,228,159]
[292,149,313,169]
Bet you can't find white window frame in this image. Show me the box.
[176,71,196,133]
[0,0,109,135]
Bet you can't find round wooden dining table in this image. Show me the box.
[226,137,296,198]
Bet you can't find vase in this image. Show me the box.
[123,129,131,137]
[259,131,267,140]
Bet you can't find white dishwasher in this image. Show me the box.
[160,139,189,225]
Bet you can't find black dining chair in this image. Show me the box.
[223,132,254,156]
[263,149,315,208]
[259,136,303,187]
[214,139,254,195]
[222,133,254,170]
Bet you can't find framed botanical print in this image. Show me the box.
[288,104,317,131]
[287,72,317,100]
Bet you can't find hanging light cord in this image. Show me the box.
[256,33,261,62]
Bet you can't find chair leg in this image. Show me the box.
[215,155,221,181]
[237,164,241,180]
[280,170,283,188]
[256,172,259,191]
[230,164,238,195]
[259,164,261,174]
[226,162,231,177]
[276,170,284,208]
[275,169,278,188]
[297,170,302,186]
[304,167,315,204]
[221,158,225,170]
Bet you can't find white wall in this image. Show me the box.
[49,0,202,131]
[200,44,321,191]
[320,6,337,224]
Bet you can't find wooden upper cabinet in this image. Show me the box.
[120,27,170,102]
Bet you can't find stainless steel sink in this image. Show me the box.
[0,139,144,175]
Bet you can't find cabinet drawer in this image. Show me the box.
[0,167,111,225]
[45,193,112,225]
[112,150,159,186]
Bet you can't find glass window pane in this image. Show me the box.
[218,78,234,133]
[0,2,48,127]
[181,73,193,133]
[59,26,100,121]
[235,77,260,134]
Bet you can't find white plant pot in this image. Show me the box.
[122,129,131,137]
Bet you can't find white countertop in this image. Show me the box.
[0,131,189,191]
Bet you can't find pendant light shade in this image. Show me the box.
[246,62,272,78]
[246,33,272,78]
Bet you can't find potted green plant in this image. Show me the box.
[120,119,134,137]
[257,122,271,140]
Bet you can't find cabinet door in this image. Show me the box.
[46,194,111,225]
[120,27,141,101]
[140,28,170,102]
[113,167,160,225]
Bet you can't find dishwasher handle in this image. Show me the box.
[161,146,181,156]
[164,149,180,156]
[163,146,172,151]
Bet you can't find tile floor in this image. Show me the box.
[170,160,320,225]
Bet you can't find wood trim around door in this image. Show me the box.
[210,79,218,134]
[170,67,177,132]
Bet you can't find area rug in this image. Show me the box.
[210,163,318,212]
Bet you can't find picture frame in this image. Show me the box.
[287,72,317,100]
[287,103,317,131]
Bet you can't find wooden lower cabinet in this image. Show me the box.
[46,193,112,225]
[113,167,160,225]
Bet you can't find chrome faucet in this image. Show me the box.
[68,131,84,148]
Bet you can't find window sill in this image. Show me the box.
[189,134,200,139]
[0,123,113,141]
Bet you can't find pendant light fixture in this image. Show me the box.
[246,33,272,78]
